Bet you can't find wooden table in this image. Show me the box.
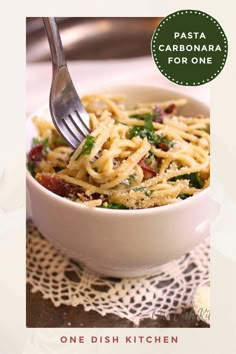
[26,284,209,328]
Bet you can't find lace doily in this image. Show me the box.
[27,221,210,325]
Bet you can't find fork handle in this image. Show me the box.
[42,17,66,69]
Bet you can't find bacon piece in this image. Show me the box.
[36,173,82,199]
[153,105,164,123]
[164,103,177,115]
[158,141,170,152]
[28,144,44,164]
[138,159,157,179]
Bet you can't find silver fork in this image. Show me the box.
[43,17,90,149]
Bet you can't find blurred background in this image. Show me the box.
[26,17,209,116]
[26,17,162,62]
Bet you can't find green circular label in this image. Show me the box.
[151,10,228,86]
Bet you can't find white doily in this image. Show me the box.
[27,221,210,325]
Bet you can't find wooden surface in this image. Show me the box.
[26,284,209,328]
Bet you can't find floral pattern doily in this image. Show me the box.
[27,220,209,325]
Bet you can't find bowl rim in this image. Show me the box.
[26,84,210,216]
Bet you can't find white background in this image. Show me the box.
[0,1,236,353]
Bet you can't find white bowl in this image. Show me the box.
[26,85,210,278]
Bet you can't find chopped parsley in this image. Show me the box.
[53,166,64,173]
[32,137,50,153]
[114,119,127,126]
[133,187,146,192]
[178,193,191,200]
[128,115,155,142]
[128,124,173,149]
[145,190,154,197]
[69,151,74,158]
[27,162,36,177]
[128,126,156,143]
[143,114,154,131]
[169,172,204,189]
[129,112,159,121]
[155,135,174,149]
[128,114,174,149]
[127,175,136,184]
[99,203,129,210]
[133,187,154,197]
[52,136,68,146]
[75,135,95,160]
[144,150,156,166]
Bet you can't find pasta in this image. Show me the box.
[27,93,210,210]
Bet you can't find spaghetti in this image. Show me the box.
[27,94,210,209]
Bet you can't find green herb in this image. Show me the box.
[155,135,174,149]
[143,114,154,131]
[69,151,74,158]
[32,137,50,153]
[133,187,146,192]
[114,119,127,126]
[99,203,129,210]
[128,115,174,149]
[169,172,204,189]
[147,189,154,197]
[128,126,156,143]
[128,126,174,148]
[129,116,155,141]
[75,135,95,160]
[129,114,155,140]
[178,193,191,200]
[27,162,36,177]
[148,150,155,157]
[144,150,156,165]
[54,166,64,173]
[93,167,98,172]
[127,175,135,184]
[32,137,41,145]
[129,113,157,122]
[52,136,68,146]
[133,187,154,197]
